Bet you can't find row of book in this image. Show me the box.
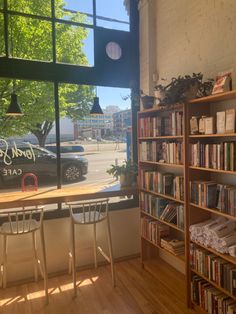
[138,111,183,137]
[190,244,236,295]
[190,142,236,171]
[191,275,236,314]
[140,169,184,200]
[140,192,185,229]
[190,181,236,216]
[141,216,169,246]
[139,141,183,165]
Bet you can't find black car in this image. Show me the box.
[0,143,88,187]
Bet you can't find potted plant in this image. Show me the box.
[155,73,214,105]
[107,159,138,187]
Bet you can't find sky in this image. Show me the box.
[65,0,130,111]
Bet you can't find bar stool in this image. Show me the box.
[67,198,115,297]
[0,206,48,303]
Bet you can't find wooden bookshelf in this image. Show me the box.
[139,90,236,313]
[138,102,187,308]
[187,90,236,312]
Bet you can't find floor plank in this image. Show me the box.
[0,258,195,314]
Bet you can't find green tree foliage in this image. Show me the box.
[0,0,94,146]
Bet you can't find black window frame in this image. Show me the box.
[0,0,140,217]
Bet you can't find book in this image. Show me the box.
[204,117,214,134]
[226,109,235,133]
[216,111,226,134]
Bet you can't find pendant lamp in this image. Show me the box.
[90,96,103,115]
[6,93,23,116]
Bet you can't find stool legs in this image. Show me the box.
[40,223,49,304]
[2,235,7,288]
[32,231,38,282]
[71,219,77,297]
[106,216,115,287]
[93,224,97,269]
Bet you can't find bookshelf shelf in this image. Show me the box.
[191,240,236,265]
[190,203,236,221]
[191,268,236,301]
[189,166,236,175]
[139,136,183,140]
[188,90,236,104]
[189,133,236,138]
[139,161,184,168]
[141,210,185,233]
[141,235,185,262]
[138,103,183,116]
[141,188,184,204]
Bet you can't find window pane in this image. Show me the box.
[9,16,52,61]
[0,14,5,56]
[58,85,132,203]
[8,0,51,17]
[56,23,94,66]
[96,0,129,31]
[55,0,93,25]
[0,78,57,195]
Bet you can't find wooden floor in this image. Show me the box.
[0,258,195,314]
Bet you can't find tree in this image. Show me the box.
[0,0,95,146]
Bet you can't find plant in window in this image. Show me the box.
[107,160,137,187]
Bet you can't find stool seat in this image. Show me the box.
[72,211,106,224]
[1,220,40,235]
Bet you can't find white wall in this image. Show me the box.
[1,208,140,283]
[153,0,236,87]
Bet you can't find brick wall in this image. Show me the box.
[140,0,236,91]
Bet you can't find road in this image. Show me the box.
[67,142,127,189]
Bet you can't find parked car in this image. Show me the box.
[45,145,84,154]
[0,144,88,187]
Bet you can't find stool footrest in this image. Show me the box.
[97,246,110,263]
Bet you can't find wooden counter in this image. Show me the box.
[0,184,138,210]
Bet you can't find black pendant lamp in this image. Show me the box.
[6,93,23,116]
[90,96,103,115]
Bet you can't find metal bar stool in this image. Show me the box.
[67,198,115,297]
[0,206,48,304]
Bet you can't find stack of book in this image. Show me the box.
[139,141,183,164]
[191,275,236,313]
[140,169,184,200]
[160,237,185,256]
[138,111,183,137]
[190,244,236,295]
[190,141,236,171]
[190,181,236,215]
[189,218,236,254]
[141,216,169,246]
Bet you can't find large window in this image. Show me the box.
[0,0,139,214]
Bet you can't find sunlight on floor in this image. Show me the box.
[0,276,99,306]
